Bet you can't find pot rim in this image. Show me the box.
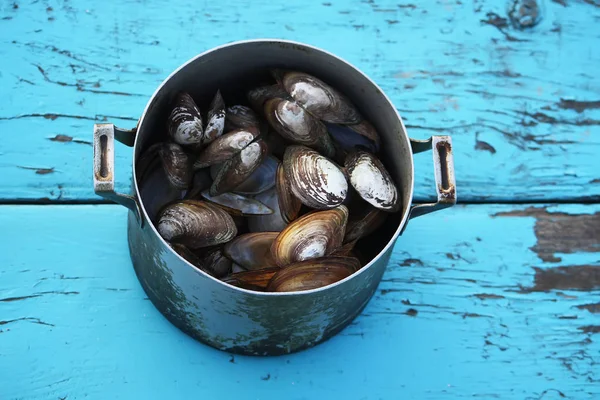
[131,38,415,296]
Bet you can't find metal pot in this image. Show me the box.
[92,39,456,356]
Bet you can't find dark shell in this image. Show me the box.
[225,105,260,131]
[283,145,348,210]
[271,205,349,267]
[264,98,335,158]
[185,169,213,200]
[168,92,204,146]
[247,84,290,112]
[233,155,278,196]
[193,127,259,169]
[222,267,280,291]
[276,162,301,223]
[203,90,226,144]
[200,190,273,216]
[159,142,192,190]
[139,157,186,223]
[266,256,360,292]
[247,188,288,233]
[345,151,400,212]
[170,244,231,278]
[344,206,386,243]
[209,139,268,196]
[281,71,362,124]
[223,232,279,271]
[157,200,237,249]
[326,122,379,154]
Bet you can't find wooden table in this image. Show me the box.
[1,1,598,399]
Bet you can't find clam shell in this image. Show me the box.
[264,98,335,158]
[276,162,301,223]
[193,127,259,169]
[203,90,226,144]
[345,151,400,212]
[200,190,273,216]
[223,232,279,270]
[225,105,260,131]
[283,145,348,210]
[168,92,204,146]
[266,256,360,292]
[209,139,268,196]
[157,200,237,249]
[271,205,349,267]
[344,206,386,243]
[247,188,288,233]
[159,142,192,190]
[282,71,362,124]
[222,267,280,291]
[233,155,278,195]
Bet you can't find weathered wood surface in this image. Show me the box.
[1,204,598,399]
[0,0,599,202]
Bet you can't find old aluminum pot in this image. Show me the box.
[92,39,456,356]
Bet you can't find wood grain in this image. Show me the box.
[0,0,599,202]
[1,204,598,399]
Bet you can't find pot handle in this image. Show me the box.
[409,135,456,219]
[93,123,143,226]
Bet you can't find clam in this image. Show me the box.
[157,200,237,249]
[171,244,231,278]
[280,71,362,124]
[247,188,288,233]
[209,139,268,196]
[271,205,349,267]
[193,127,260,170]
[168,92,205,146]
[275,163,301,223]
[203,90,226,144]
[344,206,386,243]
[264,98,335,158]
[247,84,290,112]
[345,151,400,212]
[223,232,279,270]
[233,155,278,195]
[185,168,213,200]
[283,145,347,210]
[222,267,280,291]
[225,105,260,131]
[200,190,273,216]
[266,256,360,292]
[158,142,192,190]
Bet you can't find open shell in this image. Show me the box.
[223,232,279,271]
[157,200,237,249]
[271,205,349,267]
[266,256,360,292]
[247,188,288,233]
[201,190,273,216]
[283,145,348,210]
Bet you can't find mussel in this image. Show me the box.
[266,256,360,292]
[171,244,231,278]
[264,98,335,158]
[203,90,226,143]
[345,151,400,212]
[275,163,301,223]
[344,206,386,243]
[279,70,362,125]
[225,105,260,131]
[271,205,349,267]
[193,127,259,169]
[247,84,290,112]
[210,139,268,196]
[233,155,278,195]
[157,200,237,249]
[168,92,205,146]
[223,232,278,270]
[283,145,348,210]
[158,142,192,190]
[222,267,280,291]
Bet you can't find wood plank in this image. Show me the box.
[0,204,598,399]
[0,0,599,201]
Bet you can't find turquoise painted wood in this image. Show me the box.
[1,205,598,399]
[0,0,599,201]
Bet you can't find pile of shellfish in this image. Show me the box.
[137,69,401,292]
